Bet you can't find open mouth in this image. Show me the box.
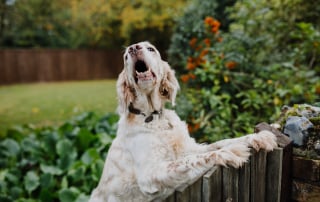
[134,60,156,83]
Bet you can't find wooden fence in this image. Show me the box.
[164,123,293,202]
[0,49,123,85]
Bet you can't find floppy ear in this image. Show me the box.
[160,62,180,106]
[116,70,136,114]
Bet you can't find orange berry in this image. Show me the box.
[212,20,221,28]
[204,16,215,26]
[189,73,196,80]
[180,74,190,83]
[225,61,237,70]
[186,62,196,70]
[204,38,211,46]
[211,26,219,33]
[189,37,197,48]
[200,49,209,57]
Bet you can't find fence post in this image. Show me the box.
[255,122,293,202]
[239,160,250,202]
[222,166,239,202]
[202,166,222,202]
[266,148,283,202]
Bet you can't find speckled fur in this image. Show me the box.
[89,42,278,202]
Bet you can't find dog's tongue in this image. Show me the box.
[136,71,153,81]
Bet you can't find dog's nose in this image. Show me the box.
[128,44,142,55]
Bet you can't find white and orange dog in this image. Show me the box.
[89,42,277,202]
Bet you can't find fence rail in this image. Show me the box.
[0,49,123,84]
[164,123,292,202]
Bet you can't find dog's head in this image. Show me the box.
[117,41,179,114]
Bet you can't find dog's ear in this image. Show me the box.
[160,62,180,106]
[117,70,135,114]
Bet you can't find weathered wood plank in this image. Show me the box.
[251,150,267,202]
[223,166,239,202]
[163,192,175,202]
[292,156,320,181]
[255,122,293,202]
[174,173,204,202]
[202,166,222,202]
[175,185,190,202]
[190,177,202,202]
[239,161,250,202]
[280,143,293,202]
[266,148,283,202]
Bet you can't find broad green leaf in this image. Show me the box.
[67,164,86,182]
[76,128,97,150]
[40,164,63,175]
[40,173,54,188]
[56,139,74,157]
[24,171,39,194]
[5,171,19,184]
[0,139,20,156]
[90,159,104,181]
[41,132,59,154]
[98,132,113,145]
[10,186,23,200]
[58,187,80,202]
[81,148,100,165]
[59,122,74,136]
[21,136,41,155]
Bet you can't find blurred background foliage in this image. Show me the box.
[0,0,188,50]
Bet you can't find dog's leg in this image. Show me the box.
[136,144,250,199]
[208,130,278,152]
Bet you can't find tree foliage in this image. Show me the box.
[0,0,188,49]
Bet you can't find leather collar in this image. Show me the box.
[128,103,162,123]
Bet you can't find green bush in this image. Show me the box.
[169,0,320,142]
[168,0,236,69]
[0,112,118,202]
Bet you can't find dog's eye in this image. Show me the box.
[147,47,155,52]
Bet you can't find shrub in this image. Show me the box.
[168,0,236,69]
[0,112,118,202]
[169,0,320,142]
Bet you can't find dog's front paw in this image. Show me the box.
[212,143,250,168]
[248,130,278,151]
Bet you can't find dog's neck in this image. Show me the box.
[126,87,165,122]
[128,102,162,123]
[131,86,164,111]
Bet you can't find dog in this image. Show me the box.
[89,41,278,202]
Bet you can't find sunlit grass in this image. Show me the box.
[0,80,117,138]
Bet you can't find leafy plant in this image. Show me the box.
[169,0,320,142]
[168,0,236,69]
[0,112,118,201]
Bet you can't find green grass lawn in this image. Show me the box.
[0,80,117,138]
